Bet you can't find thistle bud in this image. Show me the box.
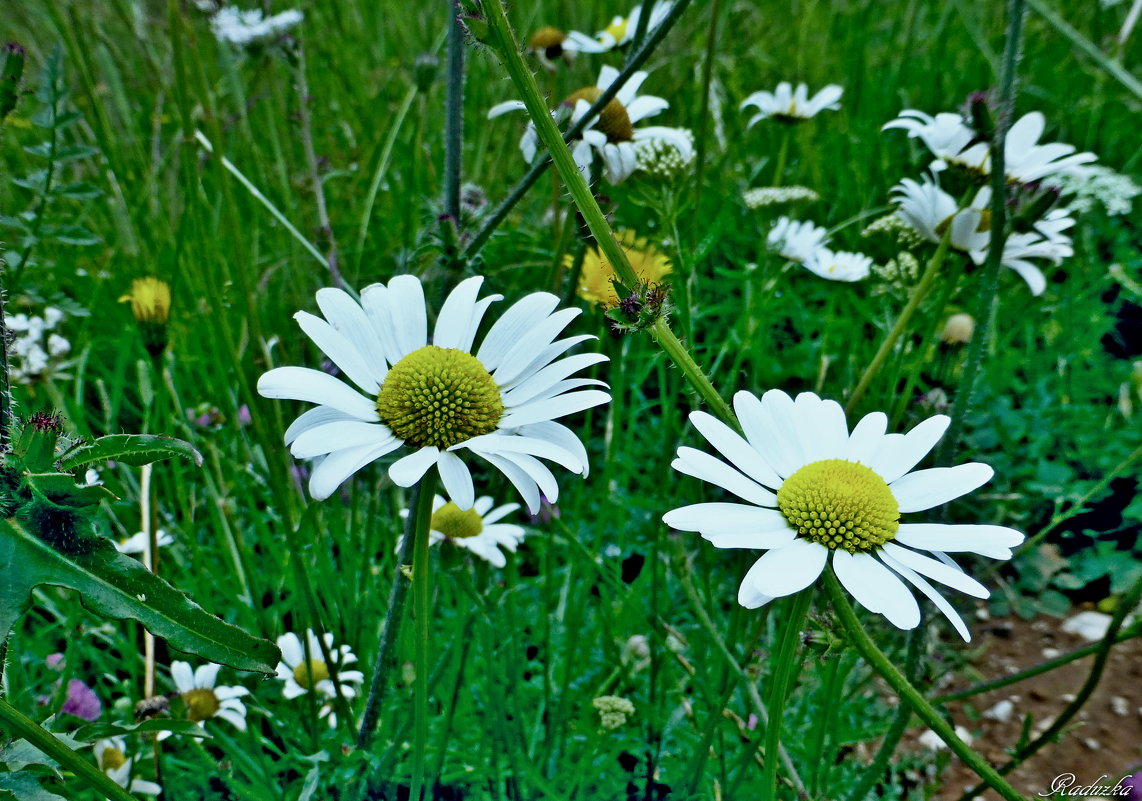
[604,281,672,333]
[1,42,25,123]
[965,90,996,143]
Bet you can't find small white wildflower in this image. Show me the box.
[47,333,70,357]
[1043,165,1140,216]
[592,695,636,730]
[803,248,873,282]
[210,6,303,48]
[768,217,829,262]
[635,131,695,178]
[742,186,820,209]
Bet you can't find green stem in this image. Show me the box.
[934,0,1023,465]
[823,571,1025,801]
[845,227,954,415]
[955,567,1142,801]
[692,0,723,212]
[410,473,438,801]
[0,697,138,801]
[355,477,435,750]
[763,590,813,800]
[772,128,792,189]
[649,319,736,428]
[444,0,465,225]
[294,42,343,287]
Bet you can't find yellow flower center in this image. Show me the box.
[182,688,220,723]
[292,659,330,689]
[777,459,899,553]
[564,87,633,143]
[376,345,503,449]
[603,17,629,43]
[100,746,127,772]
[430,502,484,539]
[529,26,566,51]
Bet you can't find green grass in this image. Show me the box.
[2,0,1142,799]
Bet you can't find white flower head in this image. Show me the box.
[527,27,609,69]
[275,630,364,727]
[742,82,843,127]
[170,661,250,730]
[891,177,990,252]
[743,186,820,209]
[593,1,674,51]
[768,217,829,262]
[116,529,174,555]
[95,737,162,796]
[883,110,976,161]
[401,495,527,568]
[210,6,303,47]
[663,390,1024,640]
[802,249,873,282]
[258,275,610,514]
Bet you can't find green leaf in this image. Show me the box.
[49,181,101,200]
[51,144,99,162]
[0,729,84,772]
[39,224,99,246]
[0,517,278,673]
[12,169,48,192]
[71,719,211,742]
[0,771,68,801]
[59,434,203,470]
[24,472,117,507]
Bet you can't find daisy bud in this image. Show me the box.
[412,53,439,93]
[1,42,26,123]
[941,313,975,345]
[965,90,997,143]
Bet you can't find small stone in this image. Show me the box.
[1060,611,1113,641]
[983,700,1014,722]
[1110,696,1129,716]
[1041,647,1061,659]
[975,607,991,621]
[1061,693,1077,702]
[1083,738,1100,750]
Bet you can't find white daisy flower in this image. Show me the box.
[210,6,303,47]
[882,109,976,161]
[527,27,609,69]
[593,1,674,51]
[275,630,364,727]
[401,495,527,568]
[489,66,691,185]
[970,230,1072,297]
[662,390,1024,640]
[115,529,174,555]
[170,661,250,731]
[741,82,843,127]
[257,275,610,513]
[95,737,162,797]
[891,177,991,253]
[768,217,829,262]
[802,248,873,282]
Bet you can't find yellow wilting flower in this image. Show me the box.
[568,230,671,307]
[119,277,171,357]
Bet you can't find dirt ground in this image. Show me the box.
[907,611,1142,800]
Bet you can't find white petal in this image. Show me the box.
[477,292,561,371]
[388,447,441,487]
[501,353,609,408]
[895,523,1023,560]
[516,421,590,477]
[215,707,247,731]
[294,312,381,394]
[737,568,776,609]
[497,452,559,503]
[277,633,303,666]
[869,415,949,484]
[459,432,583,474]
[880,543,989,598]
[290,421,397,459]
[194,663,220,688]
[845,411,887,464]
[499,390,611,428]
[284,407,358,445]
[737,539,827,598]
[258,367,379,421]
[359,283,407,367]
[672,447,777,507]
[831,551,920,630]
[314,288,390,380]
[308,440,399,499]
[688,411,782,489]
[488,100,527,118]
[493,308,582,385]
[437,451,474,511]
[755,389,808,477]
[433,276,491,351]
[481,452,541,514]
[890,463,994,512]
[385,275,428,358]
[663,503,794,549]
[878,550,971,641]
[170,661,194,693]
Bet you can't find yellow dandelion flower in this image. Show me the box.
[568,231,671,306]
[119,277,171,325]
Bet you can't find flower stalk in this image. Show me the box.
[410,473,438,801]
[823,570,1025,801]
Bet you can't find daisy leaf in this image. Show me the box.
[0,517,278,674]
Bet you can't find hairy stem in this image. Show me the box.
[444,0,465,224]
[294,42,343,287]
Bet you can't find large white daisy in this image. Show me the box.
[767,217,829,262]
[258,275,610,513]
[170,661,250,730]
[401,495,527,568]
[489,66,692,185]
[802,248,873,282]
[275,630,364,727]
[742,82,843,127]
[662,390,1024,641]
[95,737,162,797]
[891,177,990,253]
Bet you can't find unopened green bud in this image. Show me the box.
[413,54,439,93]
[965,90,996,143]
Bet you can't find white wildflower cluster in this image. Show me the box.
[592,695,636,730]
[7,307,70,383]
[1043,165,1140,217]
[767,217,874,283]
[884,108,1095,296]
[862,213,927,250]
[742,185,820,209]
[209,6,303,48]
[871,251,922,287]
[635,131,695,179]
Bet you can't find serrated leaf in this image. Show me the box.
[59,434,203,470]
[1,730,83,772]
[0,517,278,674]
[0,771,68,801]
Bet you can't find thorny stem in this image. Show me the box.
[956,566,1142,801]
[935,0,1023,466]
[294,43,343,287]
[355,479,430,750]
[463,0,693,262]
[823,571,1026,801]
[444,0,464,224]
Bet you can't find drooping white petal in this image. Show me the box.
[878,550,971,642]
[497,452,559,504]
[284,406,359,445]
[481,452,541,514]
[832,551,920,630]
[663,502,790,539]
[516,421,591,477]
[880,543,989,598]
[889,463,994,513]
[437,451,475,511]
[738,563,776,609]
[308,440,400,499]
[895,523,1024,560]
[257,367,379,421]
[458,433,583,474]
[290,421,397,459]
[388,447,441,487]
